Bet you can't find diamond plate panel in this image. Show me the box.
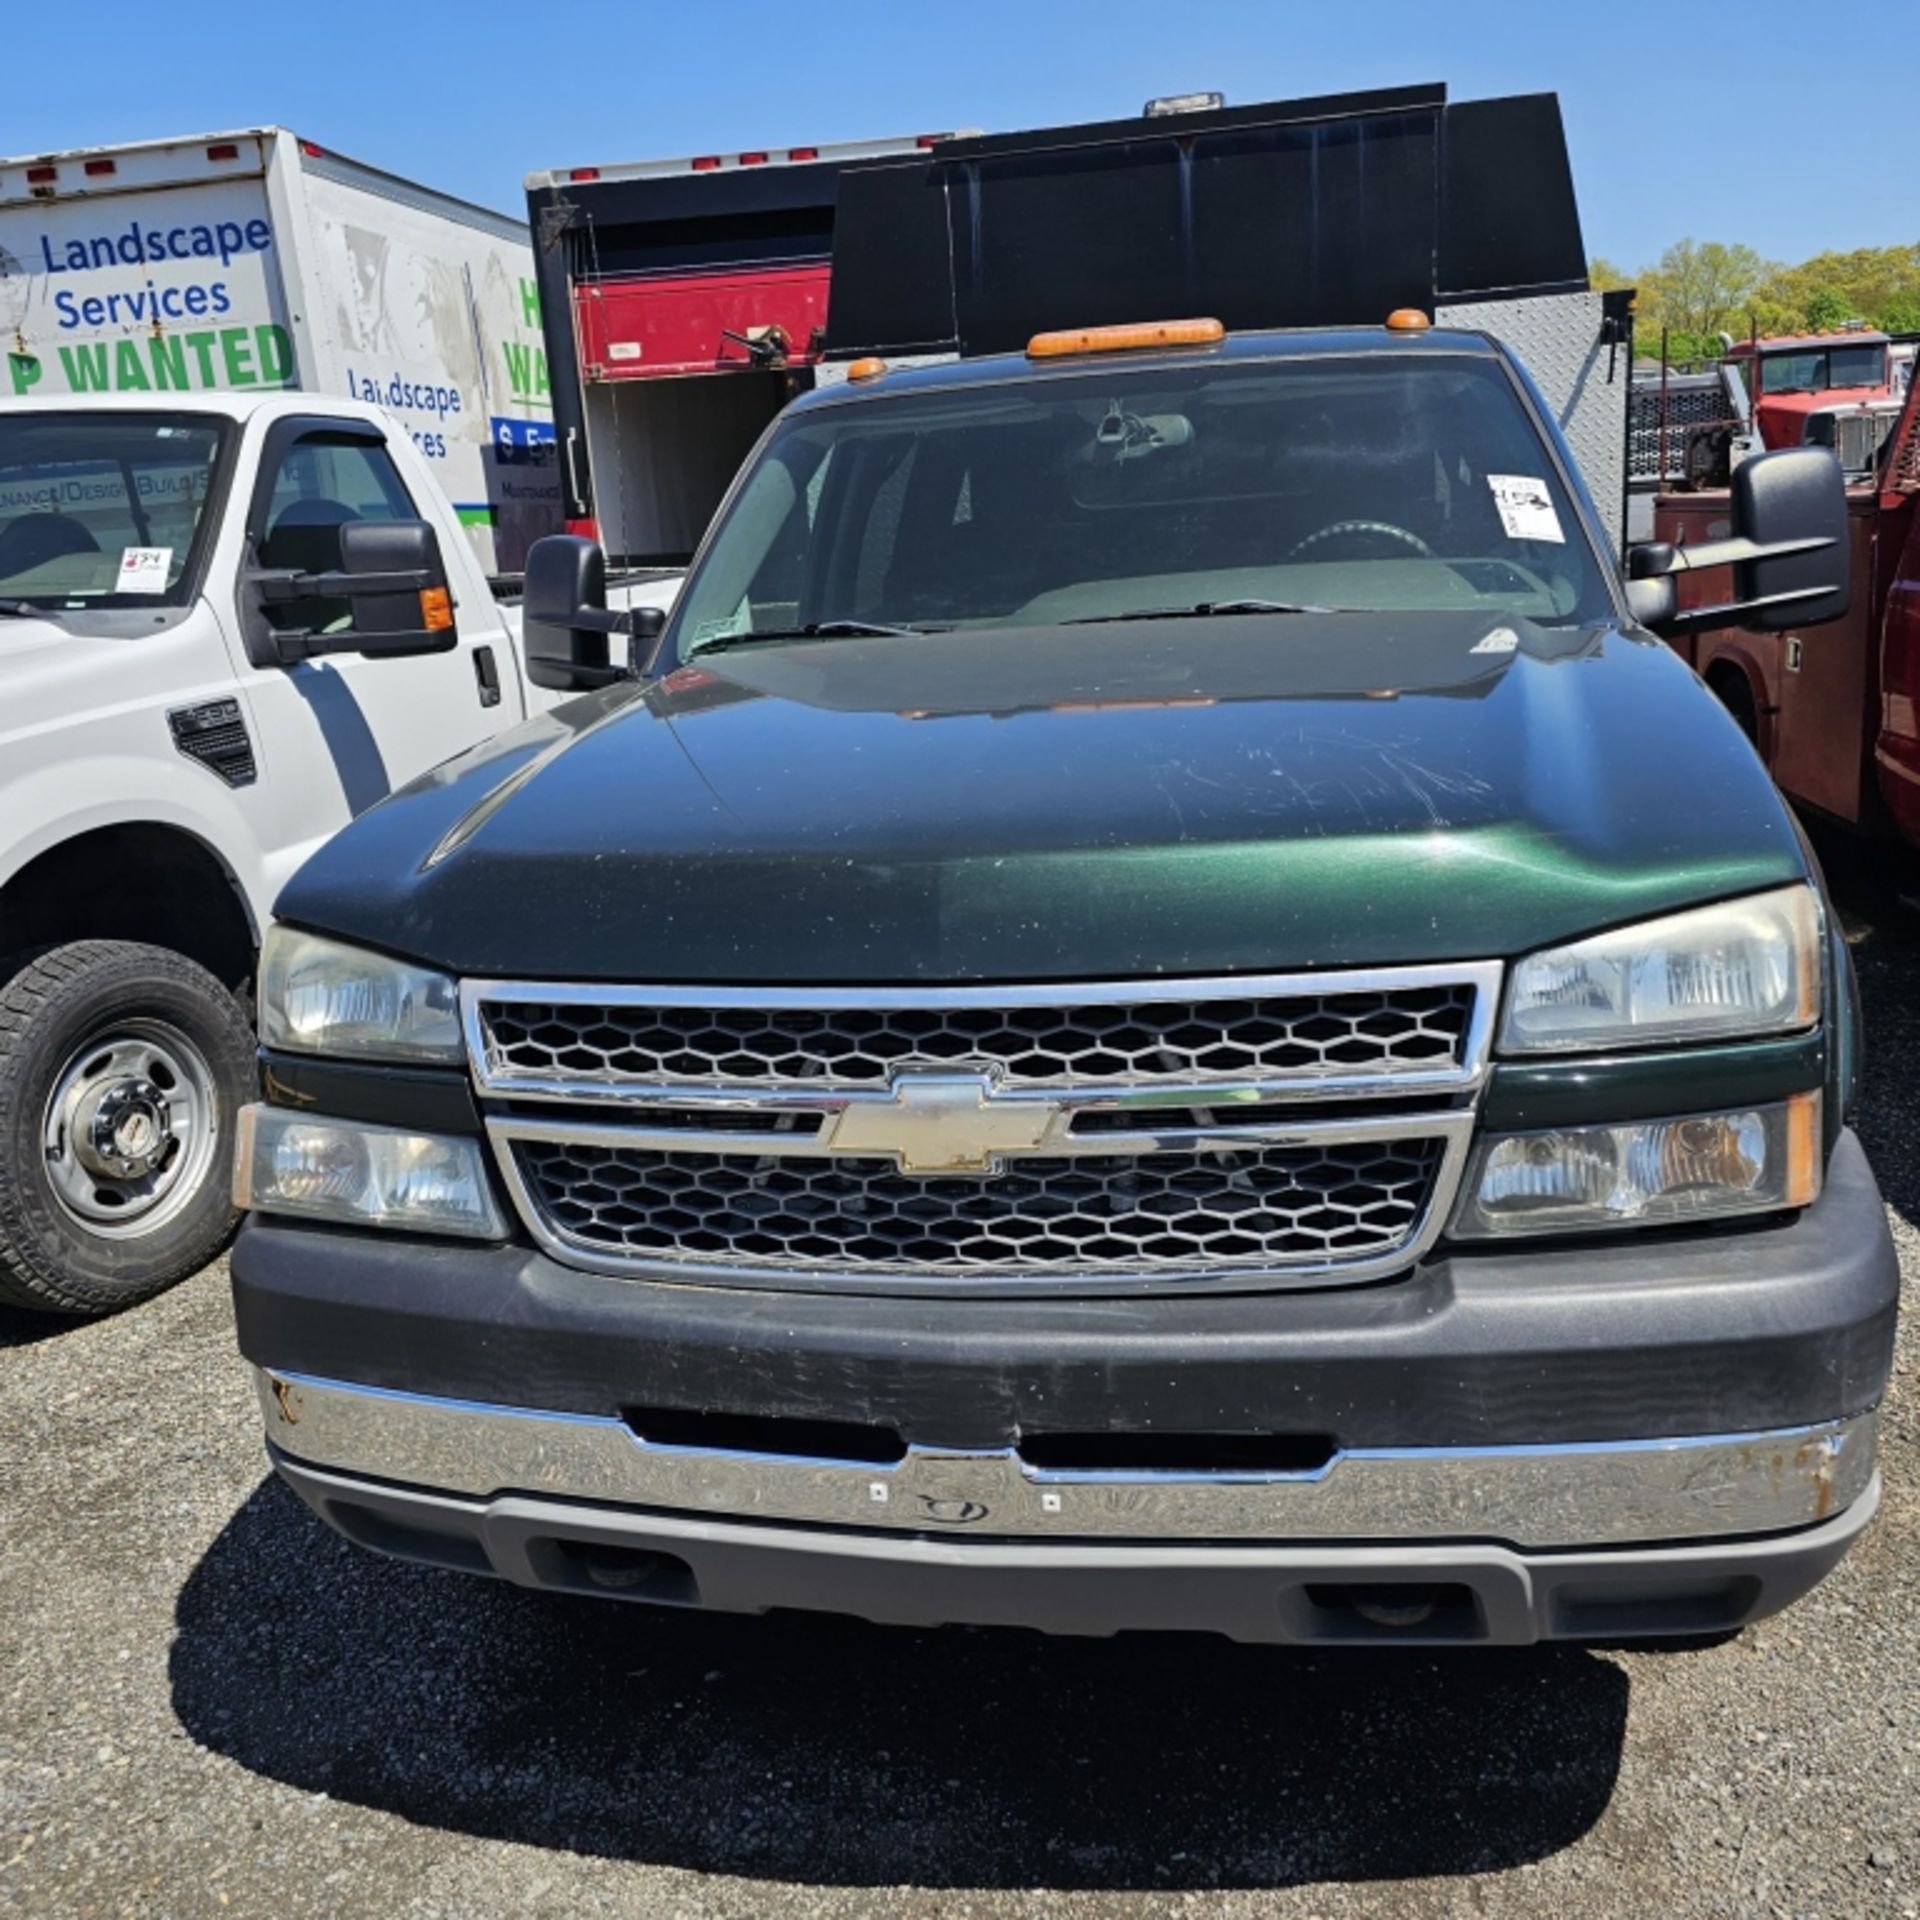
[1439,290,1627,554]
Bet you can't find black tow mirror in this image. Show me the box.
[1624,446,1852,638]
[252,518,458,663]
[522,534,666,692]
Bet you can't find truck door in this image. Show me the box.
[227,416,517,828]
[1767,495,1879,825]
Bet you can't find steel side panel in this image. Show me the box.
[1438,291,1626,556]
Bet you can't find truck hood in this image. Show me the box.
[1756,388,1899,447]
[278,611,1810,981]
[0,611,74,668]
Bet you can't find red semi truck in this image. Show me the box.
[1657,371,1920,848]
[1724,328,1903,473]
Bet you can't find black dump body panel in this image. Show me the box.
[524,84,1586,524]
[827,86,1587,356]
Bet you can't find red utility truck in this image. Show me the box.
[1656,371,1920,847]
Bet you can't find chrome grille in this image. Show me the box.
[1833,410,1897,476]
[468,967,1497,1297]
[470,975,1482,1095]
[512,1135,1449,1276]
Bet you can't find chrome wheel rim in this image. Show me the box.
[41,1019,221,1237]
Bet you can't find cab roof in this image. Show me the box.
[1726,331,1890,355]
[793,324,1502,415]
[0,390,392,427]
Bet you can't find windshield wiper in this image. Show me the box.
[694,618,948,654]
[0,598,52,618]
[1065,598,1338,624]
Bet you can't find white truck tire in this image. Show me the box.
[0,941,256,1315]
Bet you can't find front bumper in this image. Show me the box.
[257,1368,1876,1549]
[267,1425,1880,1646]
[232,1127,1898,1642]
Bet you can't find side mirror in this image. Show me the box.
[522,534,666,692]
[1625,446,1852,638]
[1730,445,1851,630]
[251,517,457,663]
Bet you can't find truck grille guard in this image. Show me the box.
[462,966,1501,1297]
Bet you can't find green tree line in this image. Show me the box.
[1590,240,1920,365]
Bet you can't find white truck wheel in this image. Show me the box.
[0,941,256,1316]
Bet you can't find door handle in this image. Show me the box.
[565,427,584,516]
[473,645,502,708]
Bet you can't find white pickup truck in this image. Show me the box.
[0,389,677,1315]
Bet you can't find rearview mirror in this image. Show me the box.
[251,517,457,664]
[522,534,665,692]
[1624,446,1851,638]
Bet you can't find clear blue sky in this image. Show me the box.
[5,0,1906,272]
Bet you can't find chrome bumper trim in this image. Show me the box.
[256,1369,1876,1550]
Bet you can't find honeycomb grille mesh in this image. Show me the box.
[513,1137,1447,1275]
[479,986,1475,1090]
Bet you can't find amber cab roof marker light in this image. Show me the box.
[846,357,888,382]
[1027,318,1226,360]
[1386,308,1432,332]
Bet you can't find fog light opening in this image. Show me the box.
[1302,1581,1484,1640]
[1350,1585,1440,1628]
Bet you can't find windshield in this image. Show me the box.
[1760,344,1888,395]
[0,413,226,609]
[671,352,1615,658]
[1826,343,1887,390]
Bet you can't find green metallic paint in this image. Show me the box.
[1483,1033,1826,1133]
[258,1052,481,1137]
[277,613,1811,984]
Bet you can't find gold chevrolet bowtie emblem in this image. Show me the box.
[824,1073,1055,1173]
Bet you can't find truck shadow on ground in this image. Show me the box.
[0,1305,81,1349]
[169,1477,1629,1891]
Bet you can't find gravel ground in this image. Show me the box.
[3,855,1917,1920]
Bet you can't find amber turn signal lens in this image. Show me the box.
[1027,318,1225,359]
[419,587,453,632]
[1385,308,1432,331]
[1785,1090,1820,1209]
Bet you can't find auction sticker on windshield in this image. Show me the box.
[1487,474,1565,544]
[116,546,172,593]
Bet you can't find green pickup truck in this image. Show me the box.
[229,316,1896,1646]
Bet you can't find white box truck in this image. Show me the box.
[0,128,561,573]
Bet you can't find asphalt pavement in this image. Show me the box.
[3,847,1917,1920]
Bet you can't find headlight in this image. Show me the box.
[236,1106,505,1239]
[1452,1093,1820,1239]
[259,927,462,1063]
[1500,885,1818,1054]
